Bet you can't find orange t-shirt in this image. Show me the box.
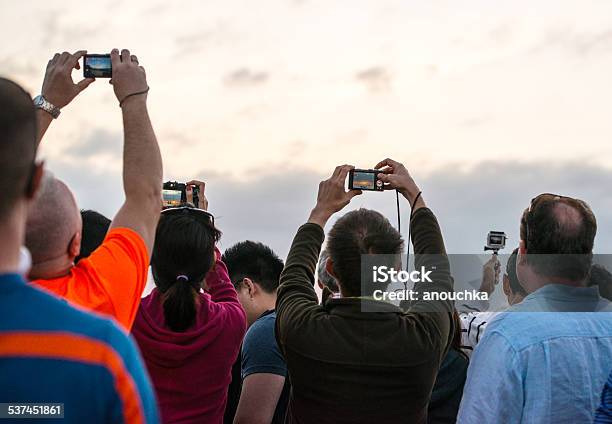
[31,228,149,330]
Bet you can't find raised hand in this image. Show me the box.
[41,50,94,108]
[308,165,362,227]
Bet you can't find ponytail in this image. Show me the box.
[162,276,200,332]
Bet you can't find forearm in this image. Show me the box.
[276,224,323,316]
[121,97,162,201]
[36,110,54,148]
[207,255,241,304]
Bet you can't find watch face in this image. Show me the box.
[33,96,44,107]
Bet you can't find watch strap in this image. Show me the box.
[33,95,61,119]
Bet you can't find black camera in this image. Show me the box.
[348,169,384,192]
[83,54,112,78]
[484,231,507,253]
[162,181,200,209]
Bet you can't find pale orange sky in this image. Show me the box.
[3,0,612,255]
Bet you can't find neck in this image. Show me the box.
[522,267,586,294]
[29,256,73,280]
[0,208,26,275]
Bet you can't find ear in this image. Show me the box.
[68,231,81,260]
[502,274,511,297]
[243,277,257,298]
[26,161,44,200]
[517,240,527,265]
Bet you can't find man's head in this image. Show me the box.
[0,78,42,227]
[25,173,82,277]
[75,210,111,263]
[327,208,404,297]
[317,249,339,293]
[223,241,284,326]
[518,193,597,292]
[503,248,526,305]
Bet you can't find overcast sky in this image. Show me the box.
[2,0,612,258]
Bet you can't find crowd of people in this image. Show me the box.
[1,49,612,424]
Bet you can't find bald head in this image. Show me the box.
[520,194,596,282]
[26,173,82,265]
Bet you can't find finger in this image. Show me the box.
[375,158,399,170]
[110,48,121,68]
[335,165,353,183]
[186,186,194,205]
[377,166,394,175]
[348,189,363,198]
[130,55,138,64]
[68,50,87,69]
[121,49,131,63]
[331,165,345,179]
[59,51,71,65]
[50,53,60,66]
[76,78,95,92]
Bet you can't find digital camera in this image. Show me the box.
[348,169,384,192]
[162,181,200,209]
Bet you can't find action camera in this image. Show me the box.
[348,169,384,192]
[162,181,200,209]
[484,231,507,253]
[83,54,112,78]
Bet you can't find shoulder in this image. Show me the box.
[244,312,277,345]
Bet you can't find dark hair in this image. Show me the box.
[76,210,111,263]
[520,196,597,282]
[0,78,37,220]
[327,209,404,297]
[222,241,284,293]
[505,248,526,296]
[589,264,612,302]
[151,208,222,332]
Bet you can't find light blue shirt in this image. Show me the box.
[457,284,612,424]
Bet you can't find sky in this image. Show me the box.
[3,0,612,258]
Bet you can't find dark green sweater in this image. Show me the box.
[275,207,454,424]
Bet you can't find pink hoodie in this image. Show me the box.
[132,256,246,424]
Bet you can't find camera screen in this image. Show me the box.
[162,189,182,207]
[84,56,111,77]
[489,235,503,245]
[352,172,377,190]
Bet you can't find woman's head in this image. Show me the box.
[151,207,221,332]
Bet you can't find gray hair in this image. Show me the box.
[317,249,338,293]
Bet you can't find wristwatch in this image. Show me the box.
[33,95,61,119]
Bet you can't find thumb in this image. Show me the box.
[76,78,95,92]
[348,189,363,198]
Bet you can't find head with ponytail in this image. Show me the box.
[151,206,221,332]
[327,208,403,297]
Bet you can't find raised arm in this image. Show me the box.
[36,50,95,146]
[276,165,361,342]
[375,158,454,355]
[108,49,162,256]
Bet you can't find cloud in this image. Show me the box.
[50,156,612,260]
[224,68,269,87]
[355,67,391,92]
[531,27,612,57]
[459,116,493,128]
[63,128,123,158]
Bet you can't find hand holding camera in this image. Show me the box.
[480,254,501,295]
[186,180,208,211]
[309,165,362,227]
[373,158,422,205]
[41,50,95,109]
[109,49,149,107]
